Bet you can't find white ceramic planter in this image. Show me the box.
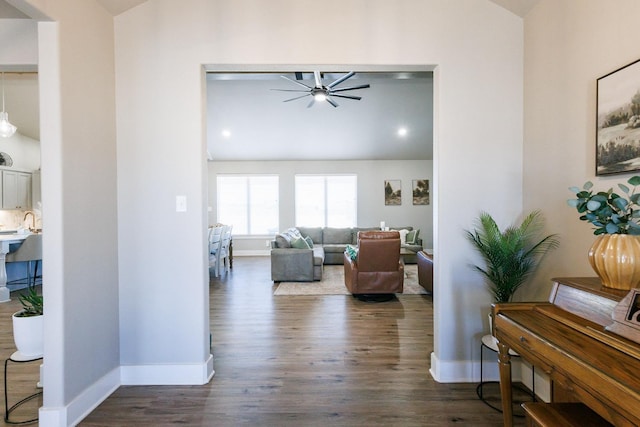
[12,311,43,357]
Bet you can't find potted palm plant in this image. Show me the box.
[465,210,559,303]
[12,285,43,357]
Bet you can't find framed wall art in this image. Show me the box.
[384,180,401,205]
[597,58,640,175]
[412,179,429,205]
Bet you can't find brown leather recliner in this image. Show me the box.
[344,230,404,296]
[416,250,433,294]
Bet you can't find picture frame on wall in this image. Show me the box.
[384,180,401,205]
[412,179,429,205]
[596,58,640,175]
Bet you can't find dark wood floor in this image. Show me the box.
[2,257,526,426]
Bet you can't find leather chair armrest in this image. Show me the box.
[343,252,358,288]
[416,250,433,293]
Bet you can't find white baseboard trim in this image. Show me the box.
[233,250,269,256]
[38,356,215,426]
[39,366,120,427]
[120,354,215,385]
[429,351,522,383]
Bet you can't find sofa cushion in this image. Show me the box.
[297,227,323,245]
[323,227,353,244]
[323,243,348,253]
[312,246,325,266]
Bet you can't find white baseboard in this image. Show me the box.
[39,366,120,427]
[233,250,269,256]
[120,354,214,385]
[39,356,214,426]
[429,351,522,383]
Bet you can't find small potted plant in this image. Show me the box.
[568,175,640,289]
[12,285,43,357]
[465,210,559,303]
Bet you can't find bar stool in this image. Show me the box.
[477,334,535,415]
[6,234,43,287]
[4,351,42,424]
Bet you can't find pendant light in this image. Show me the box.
[0,72,17,138]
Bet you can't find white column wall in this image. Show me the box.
[12,0,121,425]
[522,0,640,301]
[115,0,523,383]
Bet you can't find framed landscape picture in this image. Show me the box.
[597,58,640,175]
[412,179,429,205]
[384,180,401,205]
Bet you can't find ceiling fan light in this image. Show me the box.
[314,93,327,102]
[0,112,16,138]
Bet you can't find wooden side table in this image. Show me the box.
[4,351,42,424]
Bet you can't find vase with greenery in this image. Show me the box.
[567,175,640,235]
[568,176,640,289]
[12,284,43,357]
[465,211,559,303]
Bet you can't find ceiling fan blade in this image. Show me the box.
[329,84,370,93]
[280,75,313,90]
[326,97,339,108]
[313,71,323,88]
[331,94,362,101]
[271,88,311,92]
[306,98,315,108]
[327,71,355,88]
[283,93,311,103]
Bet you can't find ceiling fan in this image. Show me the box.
[272,71,370,108]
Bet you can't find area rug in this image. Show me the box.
[274,264,429,296]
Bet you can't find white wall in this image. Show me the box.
[522,0,640,301]
[10,1,122,425]
[0,19,38,66]
[209,160,434,253]
[116,0,523,385]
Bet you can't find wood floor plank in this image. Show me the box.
[0,257,524,426]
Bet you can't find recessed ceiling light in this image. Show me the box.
[221,129,231,138]
[397,127,408,137]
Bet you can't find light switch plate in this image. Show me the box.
[176,195,187,212]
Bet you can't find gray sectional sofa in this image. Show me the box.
[270,226,423,282]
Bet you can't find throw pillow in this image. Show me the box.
[291,237,311,249]
[275,234,291,248]
[345,244,358,261]
[406,229,420,245]
[393,229,409,245]
[304,236,314,248]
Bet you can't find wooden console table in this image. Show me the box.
[493,277,640,426]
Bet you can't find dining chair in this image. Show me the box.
[217,225,232,277]
[208,226,223,278]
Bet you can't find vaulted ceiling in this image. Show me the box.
[1,0,539,161]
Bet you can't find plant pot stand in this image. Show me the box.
[476,334,535,416]
[4,351,42,425]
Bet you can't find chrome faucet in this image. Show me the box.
[24,211,36,232]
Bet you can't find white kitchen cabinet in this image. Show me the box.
[2,171,32,210]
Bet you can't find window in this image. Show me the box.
[295,175,357,227]
[217,175,279,235]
